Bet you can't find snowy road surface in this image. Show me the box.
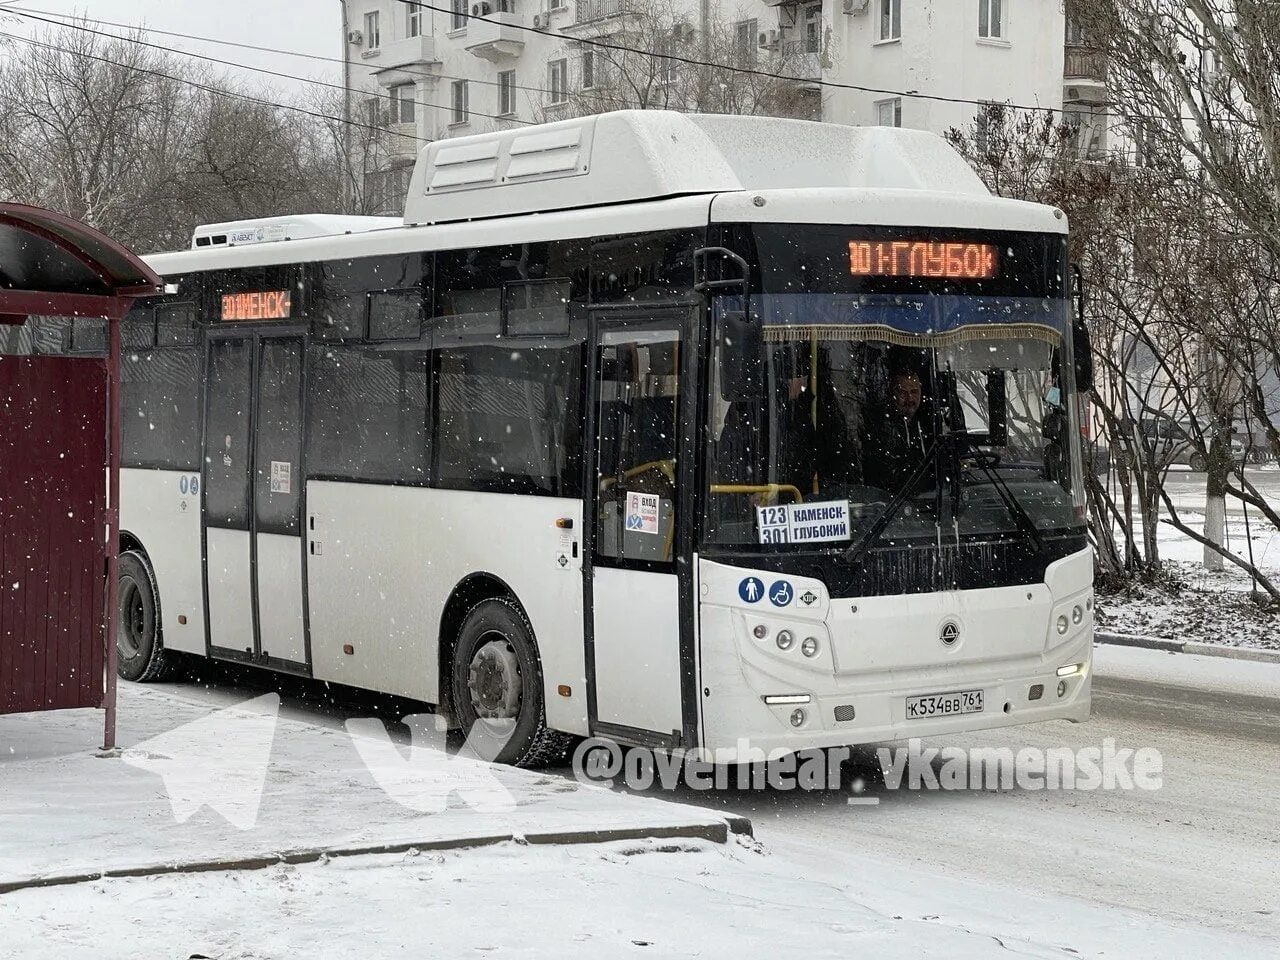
[665,644,1280,940]
[4,646,1275,957]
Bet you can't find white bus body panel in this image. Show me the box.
[305,482,588,736]
[205,527,254,655]
[592,567,682,736]
[254,532,306,665]
[697,548,1094,754]
[120,468,206,655]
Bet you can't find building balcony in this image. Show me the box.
[569,0,641,28]
[779,45,823,87]
[369,35,441,87]
[464,11,526,61]
[1063,45,1107,101]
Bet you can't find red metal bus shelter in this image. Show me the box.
[0,203,161,749]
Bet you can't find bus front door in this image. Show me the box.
[587,313,688,745]
[202,332,308,670]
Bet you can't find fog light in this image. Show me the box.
[1056,615,1069,635]
[752,623,769,640]
[1057,680,1067,698]
[801,636,819,658]
[776,629,795,651]
[1057,663,1082,677]
[790,708,806,727]
[1072,605,1083,624]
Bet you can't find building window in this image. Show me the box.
[364,10,381,48]
[451,0,467,31]
[581,51,595,89]
[804,5,822,54]
[497,70,517,115]
[407,5,422,37]
[876,97,902,127]
[734,19,757,62]
[391,83,416,124]
[658,38,679,82]
[548,59,568,104]
[364,96,381,127]
[978,0,1004,39]
[451,79,469,124]
[878,0,900,41]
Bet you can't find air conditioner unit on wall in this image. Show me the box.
[672,23,694,42]
[347,29,364,44]
[472,1,493,17]
[758,29,780,50]
[533,12,546,27]
[842,0,869,14]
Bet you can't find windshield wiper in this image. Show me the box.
[953,432,1047,557]
[842,436,944,566]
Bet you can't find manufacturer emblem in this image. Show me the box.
[799,589,818,607]
[939,620,960,647]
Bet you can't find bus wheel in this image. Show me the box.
[451,598,569,768]
[116,551,177,683]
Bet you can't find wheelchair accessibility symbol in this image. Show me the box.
[769,580,793,607]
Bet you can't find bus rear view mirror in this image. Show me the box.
[718,309,763,401]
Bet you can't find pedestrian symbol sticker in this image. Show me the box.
[738,577,764,604]
[769,580,793,607]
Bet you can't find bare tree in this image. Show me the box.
[539,0,828,121]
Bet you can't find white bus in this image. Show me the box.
[111,111,1094,766]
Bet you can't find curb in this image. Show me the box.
[0,816,752,898]
[1095,631,1280,665]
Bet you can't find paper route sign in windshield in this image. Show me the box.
[756,500,851,545]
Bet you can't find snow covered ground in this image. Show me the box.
[3,656,1278,958]
[4,833,1272,959]
[1096,469,1280,648]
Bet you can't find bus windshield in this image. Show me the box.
[705,292,1086,550]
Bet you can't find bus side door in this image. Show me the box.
[587,311,690,744]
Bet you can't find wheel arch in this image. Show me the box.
[119,530,147,560]
[437,572,533,722]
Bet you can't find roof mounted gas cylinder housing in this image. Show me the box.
[402,109,993,225]
[190,214,400,250]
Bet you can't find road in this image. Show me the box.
[1114,465,1280,517]
[665,645,1280,940]
[167,643,1280,942]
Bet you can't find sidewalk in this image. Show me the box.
[0,683,746,893]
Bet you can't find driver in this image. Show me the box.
[862,369,935,492]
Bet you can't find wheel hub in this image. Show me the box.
[467,637,522,719]
[117,578,145,658]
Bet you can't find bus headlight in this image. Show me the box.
[776,630,795,651]
[752,623,769,640]
[1056,615,1069,635]
[790,708,806,727]
[801,636,819,658]
[1072,605,1083,624]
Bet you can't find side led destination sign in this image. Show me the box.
[221,290,292,321]
[849,241,999,280]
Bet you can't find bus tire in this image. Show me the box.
[450,597,570,768]
[116,550,178,683]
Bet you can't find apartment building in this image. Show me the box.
[340,0,1084,212]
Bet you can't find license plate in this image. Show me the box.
[905,689,984,720]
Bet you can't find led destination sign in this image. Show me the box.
[849,241,999,280]
[221,290,292,321]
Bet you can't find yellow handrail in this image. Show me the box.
[599,459,677,490]
[709,483,804,503]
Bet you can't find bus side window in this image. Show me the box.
[595,329,680,563]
